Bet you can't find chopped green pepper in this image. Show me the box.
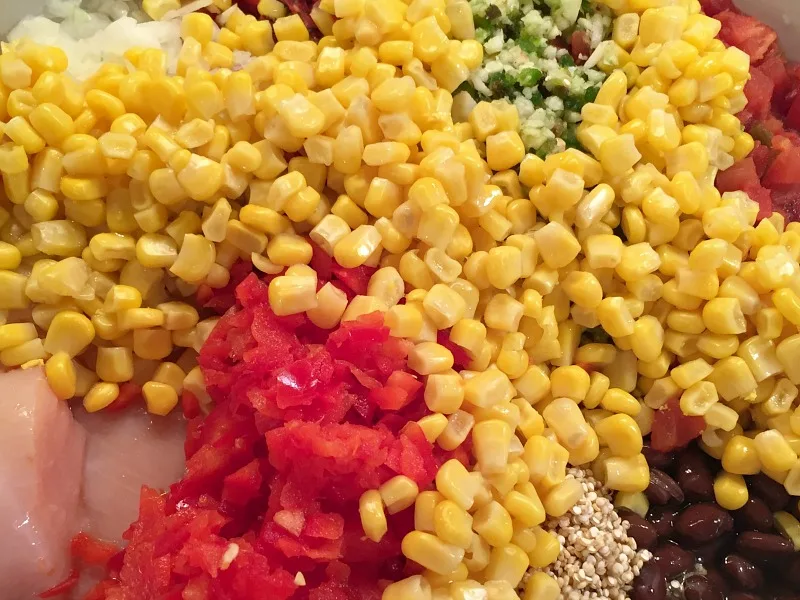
[562,124,581,150]
[518,67,543,88]
[536,138,557,159]
[580,326,613,345]
[519,32,546,55]
[486,71,517,97]
[558,54,576,67]
[750,121,773,147]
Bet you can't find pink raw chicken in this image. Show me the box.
[0,367,86,599]
[75,406,186,543]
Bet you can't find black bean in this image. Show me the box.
[693,533,734,565]
[632,562,666,600]
[646,468,685,505]
[749,473,790,511]
[722,554,764,591]
[736,531,795,558]
[781,554,800,587]
[675,503,734,545]
[676,448,715,502]
[651,541,695,578]
[791,499,800,522]
[683,573,725,600]
[619,509,658,549]
[647,506,679,539]
[643,444,676,471]
[704,568,729,599]
[734,498,775,533]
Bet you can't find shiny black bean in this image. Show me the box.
[646,468,685,505]
[722,554,764,591]
[736,531,795,558]
[749,474,790,511]
[693,533,734,565]
[651,542,695,578]
[643,445,676,471]
[675,503,734,545]
[648,506,679,539]
[632,562,666,600]
[734,498,775,533]
[683,574,724,600]
[728,594,760,600]
[791,500,800,522]
[704,569,729,599]
[781,554,800,587]
[676,448,715,502]
[619,509,658,549]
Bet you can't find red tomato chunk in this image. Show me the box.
[650,397,707,453]
[88,270,464,600]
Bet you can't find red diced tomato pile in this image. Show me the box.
[86,267,466,600]
[701,0,800,221]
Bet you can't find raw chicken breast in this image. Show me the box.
[76,407,186,543]
[0,367,86,599]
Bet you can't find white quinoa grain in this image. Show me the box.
[524,469,651,600]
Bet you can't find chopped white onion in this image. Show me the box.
[161,0,214,21]
[7,0,185,81]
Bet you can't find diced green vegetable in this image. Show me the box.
[518,67,543,88]
[518,32,545,55]
[486,71,517,97]
[536,138,557,159]
[558,54,575,67]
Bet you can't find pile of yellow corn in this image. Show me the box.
[1,0,800,596]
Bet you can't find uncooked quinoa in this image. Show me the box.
[535,469,651,600]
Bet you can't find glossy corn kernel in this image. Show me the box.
[45,352,77,401]
[142,381,179,416]
[603,453,650,492]
[401,531,464,576]
[714,472,748,511]
[722,435,761,475]
[43,311,94,357]
[83,382,120,413]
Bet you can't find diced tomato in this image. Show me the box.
[749,185,774,221]
[759,54,792,112]
[182,390,201,419]
[772,132,797,151]
[650,397,706,452]
[437,330,472,368]
[71,533,120,566]
[715,157,759,193]
[717,11,778,63]
[105,381,142,412]
[787,94,800,131]
[772,187,800,222]
[369,386,410,411]
[331,263,376,297]
[38,570,79,598]
[745,67,775,120]
[222,459,264,506]
[570,31,591,63]
[763,146,800,189]
[765,116,789,137]
[698,0,733,16]
[752,143,776,178]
